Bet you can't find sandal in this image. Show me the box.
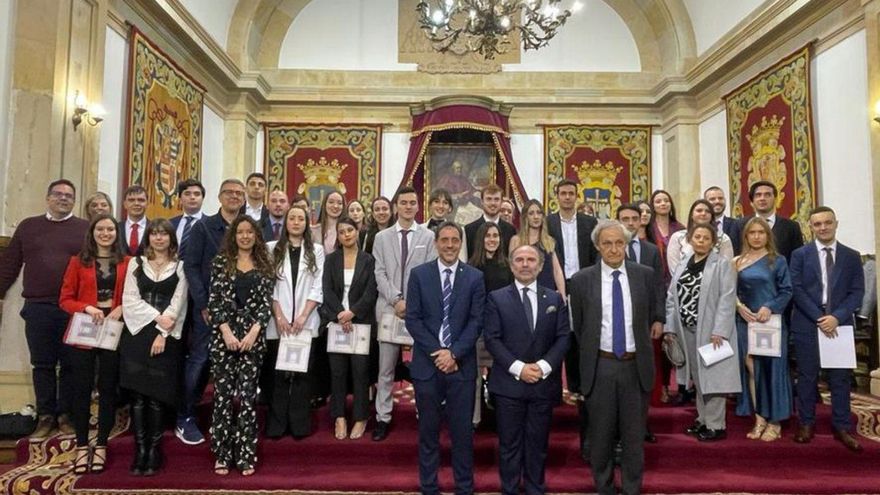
[349,420,367,440]
[746,418,767,440]
[241,465,255,476]
[214,460,229,476]
[91,446,107,473]
[334,418,348,440]
[761,423,782,442]
[73,446,91,474]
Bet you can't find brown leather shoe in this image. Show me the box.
[793,424,814,444]
[57,413,75,437]
[833,430,863,452]
[30,415,55,440]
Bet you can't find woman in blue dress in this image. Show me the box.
[508,199,566,298]
[734,217,793,441]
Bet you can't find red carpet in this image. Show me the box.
[45,390,878,494]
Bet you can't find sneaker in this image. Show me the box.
[30,415,55,440]
[175,417,205,445]
[57,413,75,437]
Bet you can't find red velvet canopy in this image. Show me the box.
[397,99,529,222]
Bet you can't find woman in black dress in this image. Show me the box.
[320,217,378,440]
[121,219,188,476]
[208,216,275,476]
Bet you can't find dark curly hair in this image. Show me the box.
[220,216,274,277]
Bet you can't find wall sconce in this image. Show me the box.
[873,101,880,124]
[71,91,104,131]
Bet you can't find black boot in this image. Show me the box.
[129,395,147,476]
[142,399,164,476]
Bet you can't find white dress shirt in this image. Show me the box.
[483,214,500,224]
[758,213,777,228]
[559,213,579,279]
[125,217,148,246]
[437,259,459,343]
[46,212,74,222]
[817,239,838,306]
[508,279,552,380]
[245,202,264,221]
[600,260,635,353]
[175,211,204,243]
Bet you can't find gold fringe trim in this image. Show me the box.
[411,123,509,138]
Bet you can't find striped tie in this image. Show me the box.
[439,268,452,348]
[179,216,194,255]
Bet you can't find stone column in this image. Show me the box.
[863,0,880,396]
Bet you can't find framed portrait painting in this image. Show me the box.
[424,144,496,225]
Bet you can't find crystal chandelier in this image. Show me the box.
[416,0,582,59]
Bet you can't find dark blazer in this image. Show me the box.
[731,215,803,259]
[262,216,283,243]
[483,284,570,402]
[635,239,666,324]
[790,241,864,332]
[569,261,657,396]
[183,211,232,311]
[721,216,736,240]
[319,250,378,325]
[405,260,485,381]
[546,212,598,275]
[465,217,517,260]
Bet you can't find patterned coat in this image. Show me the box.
[207,255,274,357]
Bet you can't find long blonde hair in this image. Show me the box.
[517,199,555,253]
[735,216,778,269]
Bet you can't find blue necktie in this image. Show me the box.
[522,287,534,332]
[612,270,626,358]
[439,268,452,348]
[179,216,194,255]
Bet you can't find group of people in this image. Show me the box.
[0,173,867,494]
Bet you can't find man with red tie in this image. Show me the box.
[122,185,149,255]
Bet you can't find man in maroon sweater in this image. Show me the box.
[0,179,89,439]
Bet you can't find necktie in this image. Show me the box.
[628,240,637,262]
[612,270,626,358]
[128,223,140,255]
[400,230,410,291]
[439,268,452,348]
[823,247,834,309]
[522,287,534,332]
[179,216,194,253]
[272,222,281,241]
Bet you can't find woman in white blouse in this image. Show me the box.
[120,219,188,476]
[667,199,734,275]
[266,205,324,438]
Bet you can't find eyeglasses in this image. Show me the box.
[49,191,75,200]
[221,190,245,197]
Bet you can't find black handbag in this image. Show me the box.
[0,412,36,437]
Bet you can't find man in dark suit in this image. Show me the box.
[790,206,865,452]
[176,178,245,445]
[703,186,736,241]
[121,184,149,256]
[464,183,517,260]
[240,172,271,233]
[406,221,485,495]
[569,221,658,495]
[617,204,666,444]
[484,244,569,495]
[546,179,598,411]
[264,190,289,241]
[170,179,205,257]
[730,181,803,259]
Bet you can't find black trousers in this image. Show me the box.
[495,394,555,495]
[22,302,72,417]
[67,346,119,446]
[328,352,369,421]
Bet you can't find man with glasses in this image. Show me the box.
[0,179,89,439]
[177,178,246,444]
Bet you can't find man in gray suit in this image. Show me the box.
[372,186,437,441]
[569,221,659,495]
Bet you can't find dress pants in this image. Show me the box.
[211,348,263,469]
[329,352,369,421]
[494,394,554,495]
[67,346,119,446]
[413,373,476,495]
[179,308,211,420]
[683,328,726,430]
[22,302,72,417]
[585,357,646,495]
[793,329,852,430]
[375,341,402,423]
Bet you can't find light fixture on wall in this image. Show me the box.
[873,100,880,124]
[71,91,104,131]
[416,0,582,60]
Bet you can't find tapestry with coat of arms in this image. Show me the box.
[264,124,382,216]
[124,26,205,220]
[724,45,817,233]
[543,125,652,219]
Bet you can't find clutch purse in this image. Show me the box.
[662,333,686,367]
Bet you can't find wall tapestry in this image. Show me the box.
[724,44,817,233]
[124,26,205,220]
[543,125,652,219]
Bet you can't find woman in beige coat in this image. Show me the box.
[664,223,740,441]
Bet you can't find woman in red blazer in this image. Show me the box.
[59,213,129,474]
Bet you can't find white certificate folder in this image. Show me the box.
[326,323,371,355]
[378,313,414,346]
[63,312,124,350]
[276,332,312,372]
[698,340,735,367]
[817,325,856,369]
[747,315,782,357]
